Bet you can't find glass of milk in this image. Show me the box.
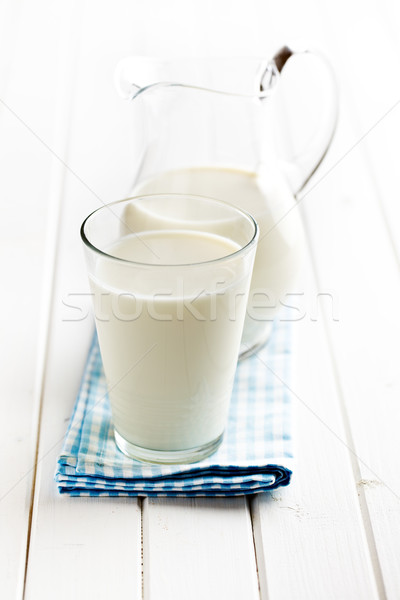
[81,194,258,464]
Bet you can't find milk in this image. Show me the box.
[90,229,251,452]
[133,167,304,349]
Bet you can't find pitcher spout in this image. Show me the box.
[115,56,281,101]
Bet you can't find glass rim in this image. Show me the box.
[80,193,259,269]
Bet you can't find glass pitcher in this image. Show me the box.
[115,45,338,358]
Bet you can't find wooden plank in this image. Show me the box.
[0,0,23,92]
[126,4,280,599]
[243,2,400,597]
[24,2,143,598]
[290,1,400,597]
[143,497,259,600]
[126,4,262,598]
[0,1,67,597]
[251,254,378,599]
[123,3,267,598]
[24,170,142,599]
[320,0,400,260]
[193,2,382,597]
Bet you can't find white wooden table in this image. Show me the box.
[2,1,400,598]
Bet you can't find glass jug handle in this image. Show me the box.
[272,44,339,195]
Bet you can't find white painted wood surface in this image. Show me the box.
[0,1,67,596]
[251,256,378,600]
[2,1,400,598]
[143,497,259,600]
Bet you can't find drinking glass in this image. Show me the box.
[81,194,258,464]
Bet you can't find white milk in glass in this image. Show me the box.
[133,167,304,348]
[90,229,250,451]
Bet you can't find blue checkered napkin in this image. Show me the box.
[55,320,294,497]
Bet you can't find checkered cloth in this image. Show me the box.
[55,320,294,496]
